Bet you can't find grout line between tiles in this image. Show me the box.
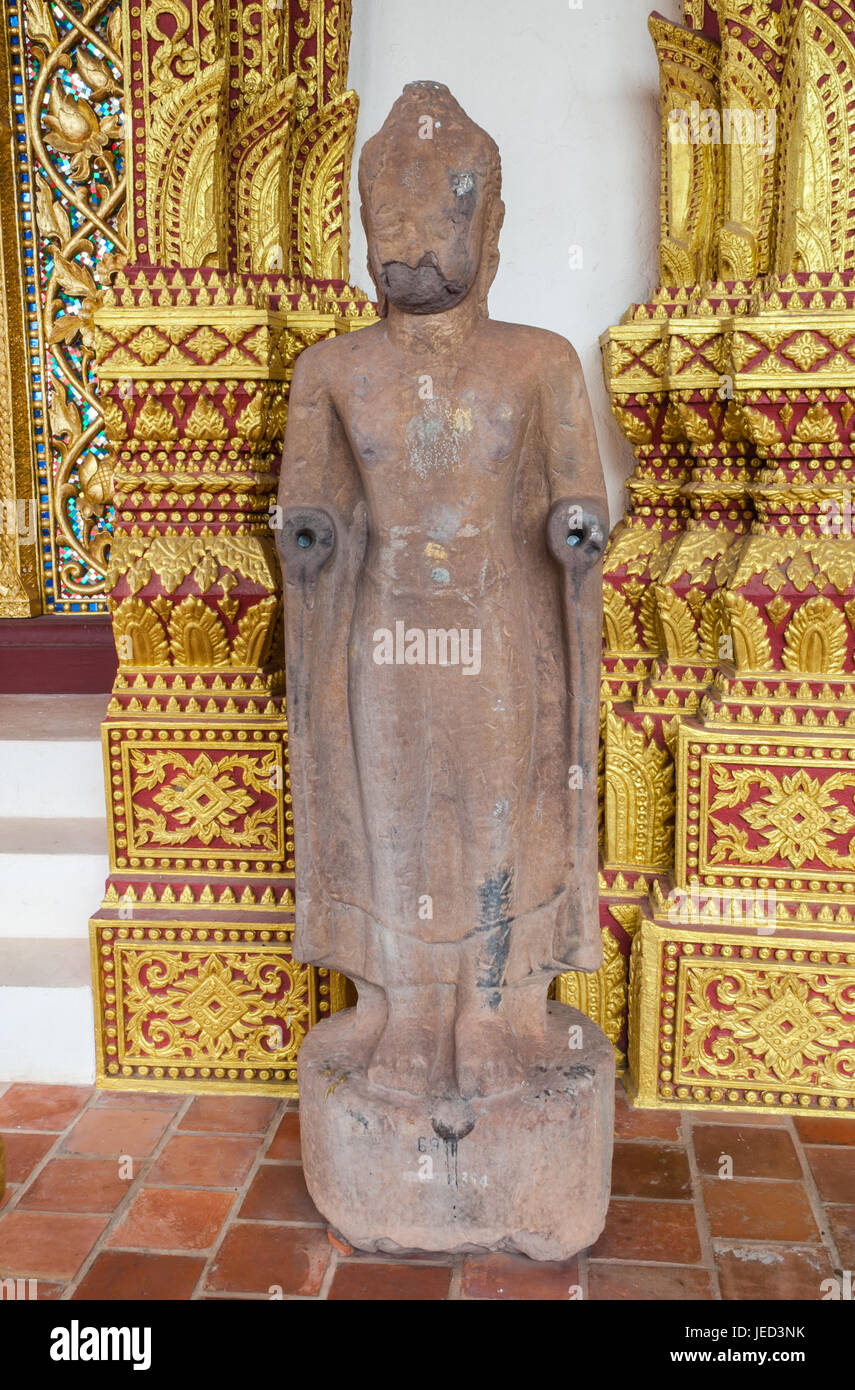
[789,1117,844,1278]
[317,1248,339,1300]
[681,1110,722,1300]
[59,1091,194,1299]
[190,1099,290,1300]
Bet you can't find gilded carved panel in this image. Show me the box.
[629,921,855,1113]
[1,0,127,612]
[603,0,855,1114]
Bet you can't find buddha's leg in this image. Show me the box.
[349,614,432,929]
[365,926,457,1096]
[454,920,525,1097]
[450,605,533,1096]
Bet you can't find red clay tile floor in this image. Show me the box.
[0,1077,852,1300]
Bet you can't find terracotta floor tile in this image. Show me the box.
[0,1279,66,1300]
[805,1146,855,1204]
[147,1135,257,1189]
[0,1132,55,1184]
[0,1085,93,1133]
[108,1187,234,1252]
[692,1108,796,1127]
[826,1206,855,1267]
[62,1107,172,1159]
[0,1187,14,1211]
[329,1260,450,1300]
[702,1178,819,1242]
[34,1282,65,1299]
[588,1262,714,1300]
[267,1111,301,1161]
[693,1124,801,1180]
[19,1158,131,1213]
[794,1114,855,1146]
[93,1092,184,1112]
[611,1141,692,1199]
[205,1222,330,1296]
[0,1211,107,1280]
[239,1163,322,1223]
[589,1199,702,1265]
[614,1085,682,1141]
[715,1242,832,1300]
[73,1250,206,1300]
[179,1097,278,1135]
[460,1251,579,1300]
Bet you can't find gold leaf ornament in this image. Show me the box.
[25,0,57,49]
[168,597,230,667]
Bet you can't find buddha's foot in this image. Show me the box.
[367,1020,437,1097]
[454,1010,525,1098]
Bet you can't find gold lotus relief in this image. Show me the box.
[603,707,674,869]
[667,335,697,374]
[640,585,698,661]
[112,597,170,667]
[232,596,278,668]
[120,950,310,1067]
[680,968,855,1091]
[603,585,641,653]
[707,766,855,871]
[127,748,281,852]
[782,597,848,674]
[554,926,627,1050]
[111,594,279,670]
[699,592,771,671]
[168,597,230,667]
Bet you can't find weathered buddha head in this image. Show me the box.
[359,82,504,317]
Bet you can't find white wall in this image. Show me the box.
[347,0,682,521]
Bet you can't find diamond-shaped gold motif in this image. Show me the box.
[154,760,254,830]
[780,331,830,370]
[750,987,824,1061]
[184,326,229,365]
[183,974,249,1040]
[127,325,172,365]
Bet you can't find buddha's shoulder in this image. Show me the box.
[291,320,386,378]
[484,320,582,368]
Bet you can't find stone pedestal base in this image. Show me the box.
[297,1000,614,1260]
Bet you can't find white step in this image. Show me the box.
[0,818,108,940]
[0,694,108,819]
[0,939,95,1084]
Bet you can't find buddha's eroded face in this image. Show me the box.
[360,85,500,316]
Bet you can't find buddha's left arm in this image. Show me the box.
[538,339,608,968]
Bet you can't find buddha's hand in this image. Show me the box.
[546,497,608,571]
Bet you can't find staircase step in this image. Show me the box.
[0,939,94,1084]
[0,695,107,819]
[0,818,108,939]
